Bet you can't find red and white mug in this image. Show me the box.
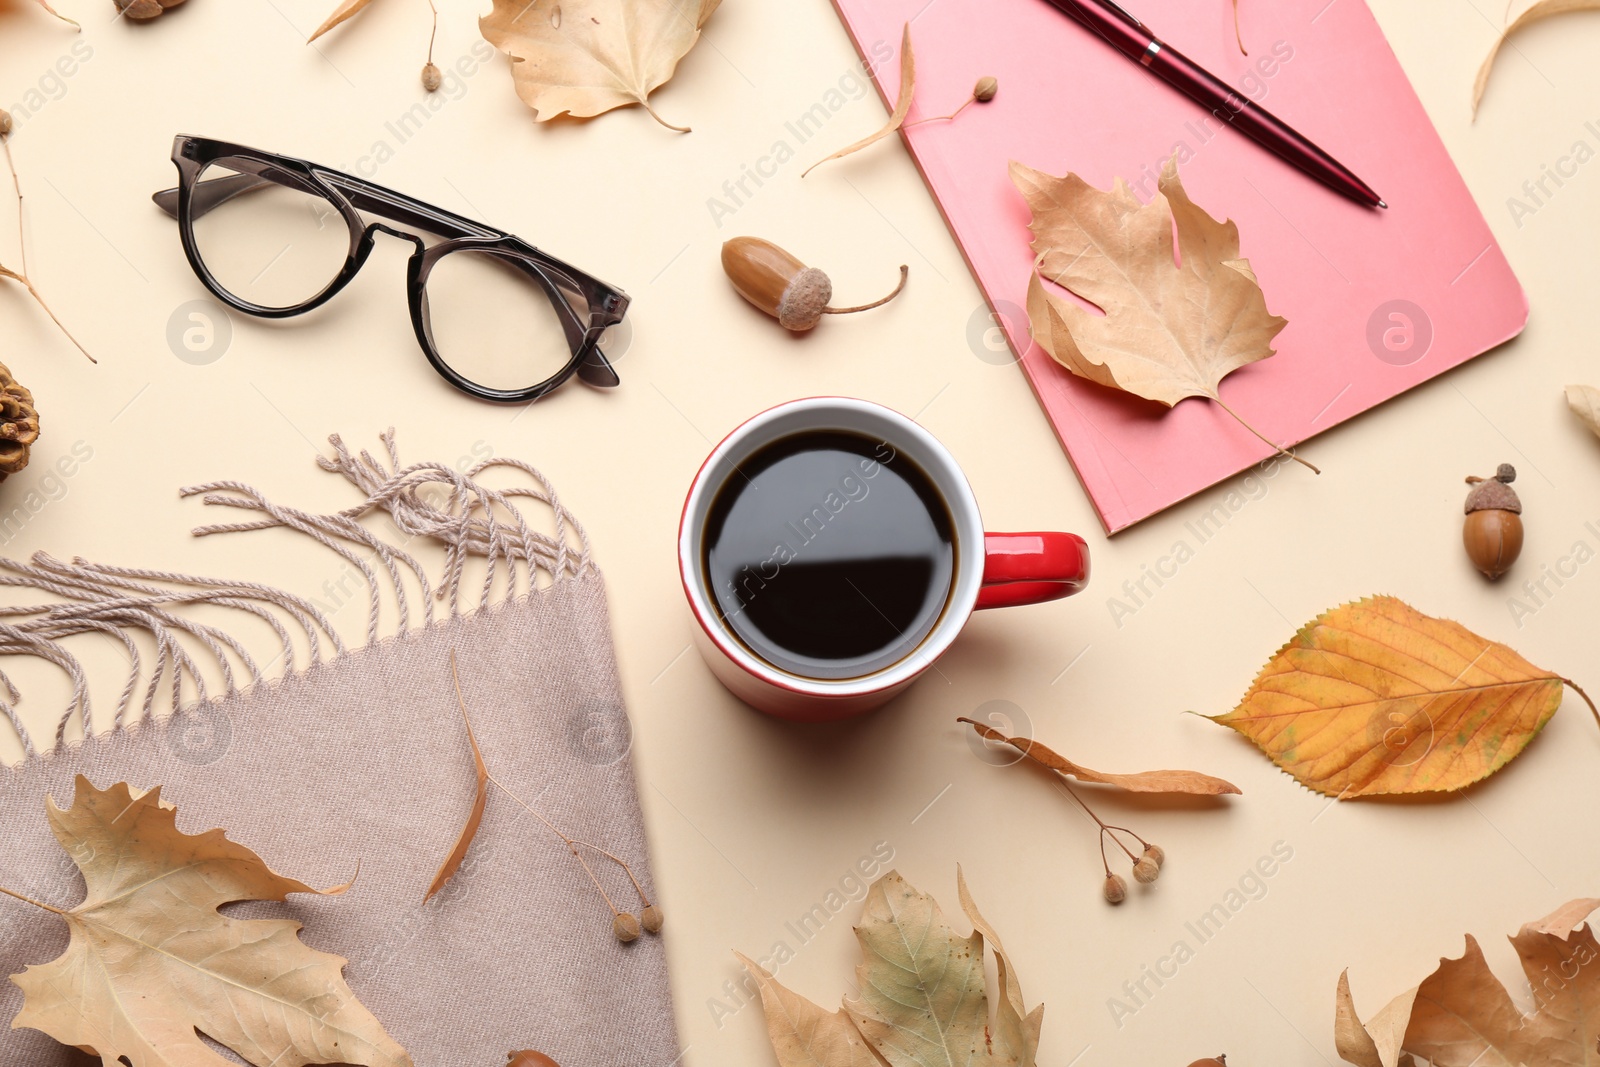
[678,397,1090,720]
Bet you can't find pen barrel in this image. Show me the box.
[1037,0,1151,60]
[1145,39,1381,206]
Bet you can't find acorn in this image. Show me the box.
[507,1052,560,1067]
[721,237,907,332]
[1463,464,1522,580]
[1186,1057,1226,1067]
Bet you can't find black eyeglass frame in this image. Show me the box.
[154,134,630,404]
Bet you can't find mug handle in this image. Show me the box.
[975,532,1091,610]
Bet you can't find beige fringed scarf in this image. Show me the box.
[0,433,678,1067]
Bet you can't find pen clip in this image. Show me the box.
[1099,0,1144,29]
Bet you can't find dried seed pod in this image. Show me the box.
[1142,843,1165,870]
[973,76,999,103]
[0,110,12,138]
[422,62,443,92]
[0,362,40,481]
[1463,463,1522,580]
[613,912,642,943]
[1103,874,1127,904]
[721,237,907,332]
[1132,856,1160,884]
[641,903,664,934]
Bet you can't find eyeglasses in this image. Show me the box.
[153,135,630,404]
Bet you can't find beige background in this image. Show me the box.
[3,0,1599,1063]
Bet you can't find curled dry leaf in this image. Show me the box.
[1565,383,1600,439]
[1336,897,1600,1066]
[308,0,374,41]
[959,717,1242,795]
[426,652,490,903]
[1209,595,1598,797]
[738,869,1043,1067]
[803,23,914,177]
[1474,0,1600,116]
[32,0,78,25]
[0,777,411,1067]
[480,0,722,132]
[1012,155,1314,471]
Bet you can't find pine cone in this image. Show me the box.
[0,363,39,480]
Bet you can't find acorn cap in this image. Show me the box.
[1465,464,1521,515]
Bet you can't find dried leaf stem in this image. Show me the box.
[1232,0,1247,54]
[0,128,93,363]
[1561,676,1600,730]
[822,265,908,315]
[0,884,65,914]
[1211,395,1317,472]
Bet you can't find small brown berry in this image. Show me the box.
[1463,464,1523,580]
[1103,874,1127,904]
[1143,844,1165,869]
[422,62,443,93]
[973,76,999,103]
[613,912,641,942]
[641,904,664,934]
[0,110,12,137]
[1133,856,1160,884]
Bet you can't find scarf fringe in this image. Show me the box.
[0,430,592,758]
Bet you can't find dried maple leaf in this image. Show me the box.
[803,22,914,177]
[479,0,721,132]
[1012,155,1315,471]
[1209,595,1598,797]
[959,717,1241,795]
[1474,0,1600,116]
[738,868,1042,1067]
[1336,897,1600,1066]
[1565,383,1600,440]
[2,776,412,1067]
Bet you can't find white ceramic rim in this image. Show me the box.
[678,397,985,698]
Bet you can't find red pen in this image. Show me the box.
[1038,0,1387,209]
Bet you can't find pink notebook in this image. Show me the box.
[829,0,1526,533]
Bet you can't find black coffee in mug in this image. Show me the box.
[702,430,955,679]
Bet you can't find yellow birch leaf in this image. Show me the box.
[1210,596,1595,797]
[4,776,410,1067]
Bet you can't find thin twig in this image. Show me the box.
[1060,778,1138,862]
[425,0,437,64]
[904,95,976,127]
[0,134,94,363]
